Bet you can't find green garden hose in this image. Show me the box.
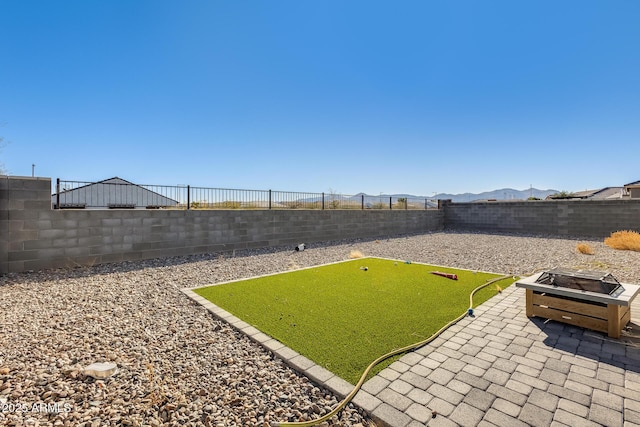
[276,274,513,427]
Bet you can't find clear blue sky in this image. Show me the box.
[1,1,639,196]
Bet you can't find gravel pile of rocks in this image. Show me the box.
[1,231,639,427]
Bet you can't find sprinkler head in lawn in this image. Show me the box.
[360,266,368,271]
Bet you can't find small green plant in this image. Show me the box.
[604,230,640,252]
[219,201,241,209]
[284,201,303,209]
[549,191,576,199]
[396,197,408,209]
[327,188,341,209]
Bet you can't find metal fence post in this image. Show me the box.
[49,180,435,211]
[55,178,60,209]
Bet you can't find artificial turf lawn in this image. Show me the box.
[194,257,515,384]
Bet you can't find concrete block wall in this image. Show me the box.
[1,176,55,274]
[5,175,640,274]
[444,200,640,237]
[1,176,444,273]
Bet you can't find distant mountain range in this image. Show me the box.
[301,188,559,205]
[433,188,560,202]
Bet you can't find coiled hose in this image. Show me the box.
[276,274,513,427]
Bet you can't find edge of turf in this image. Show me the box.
[184,257,360,291]
[188,257,515,376]
[182,259,517,414]
[184,256,514,291]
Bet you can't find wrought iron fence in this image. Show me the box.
[53,178,438,210]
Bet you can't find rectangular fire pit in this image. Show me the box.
[516,268,640,338]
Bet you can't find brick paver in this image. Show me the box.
[185,281,640,427]
[360,285,640,426]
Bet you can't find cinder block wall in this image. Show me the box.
[1,176,444,273]
[5,176,640,274]
[1,176,55,274]
[443,200,640,237]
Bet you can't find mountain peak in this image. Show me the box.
[435,188,558,202]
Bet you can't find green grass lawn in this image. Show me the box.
[194,257,515,384]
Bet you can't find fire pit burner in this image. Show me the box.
[534,268,623,296]
[517,269,640,338]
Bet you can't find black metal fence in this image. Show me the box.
[53,178,438,210]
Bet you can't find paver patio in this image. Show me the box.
[184,284,640,427]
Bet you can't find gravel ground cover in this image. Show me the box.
[1,231,640,427]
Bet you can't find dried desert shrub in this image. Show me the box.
[349,249,364,259]
[604,230,640,252]
[576,243,594,255]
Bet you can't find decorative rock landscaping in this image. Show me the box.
[1,231,639,427]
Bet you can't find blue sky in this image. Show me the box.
[1,1,639,196]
